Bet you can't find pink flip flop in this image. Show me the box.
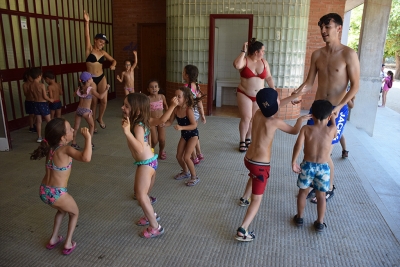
[62,241,77,255]
[46,236,63,250]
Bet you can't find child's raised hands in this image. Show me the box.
[122,116,131,133]
[84,10,90,22]
[298,114,312,122]
[81,127,91,139]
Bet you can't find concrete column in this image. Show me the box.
[341,10,351,45]
[351,0,392,136]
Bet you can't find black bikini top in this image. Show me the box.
[86,53,105,64]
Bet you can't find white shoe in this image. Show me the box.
[36,138,43,143]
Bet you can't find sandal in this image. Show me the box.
[159,151,167,160]
[186,176,200,186]
[235,227,255,242]
[197,153,204,161]
[342,150,349,158]
[140,224,164,238]
[245,138,251,147]
[136,213,160,226]
[239,141,247,152]
[191,157,200,165]
[306,188,316,199]
[311,185,336,204]
[174,170,191,180]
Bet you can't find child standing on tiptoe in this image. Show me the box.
[147,79,169,159]
[182,65,206,165]
[164,87,203,187]
[30,118,92,255]
[121,93,178,238]
[71,72,109,149]
[117,50,138,95]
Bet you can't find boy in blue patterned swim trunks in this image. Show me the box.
[292,100,338,232]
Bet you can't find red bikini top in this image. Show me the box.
[240,58,267,79]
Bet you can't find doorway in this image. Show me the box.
[207,15,253,116]
[139,24,167,94]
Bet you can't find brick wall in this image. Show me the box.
[112,0,166,98]
[301,0,346,110]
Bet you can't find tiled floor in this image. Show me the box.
[0,99,399,267]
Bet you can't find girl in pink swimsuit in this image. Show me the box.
[71,72,109,150]
[147,79,169,159]
[31,118,92,255]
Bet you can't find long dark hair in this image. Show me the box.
[125,93,150,134]
[30,118,67,160]
[78,79,90,95]
[184,65,204,95]
[387,71,394,81]
[178,86,206,109]
[248,38,264,56]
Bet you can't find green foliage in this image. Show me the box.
[384,0,400,57]
[347,1,400,57]
[347,4,364,52]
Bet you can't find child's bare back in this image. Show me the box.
[48,82,63,102]
[31,81,50,103]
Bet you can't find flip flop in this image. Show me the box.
[46,236,63,250]
[96,119,106,129]
[62,241,77,255]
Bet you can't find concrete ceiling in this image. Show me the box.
[345,0,364,12]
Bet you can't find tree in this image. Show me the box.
[348,1,400,79]
[384,0,400,79]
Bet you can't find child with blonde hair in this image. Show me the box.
[147,79,169,159]
[30,118,92,255]
[121,93,178,238]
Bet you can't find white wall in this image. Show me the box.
[214,19,248,105]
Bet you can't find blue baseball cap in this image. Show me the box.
[256,88,279,117]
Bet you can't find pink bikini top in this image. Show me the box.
[76,87,92,99]
[240,58,267,79]
[150,99,163,111]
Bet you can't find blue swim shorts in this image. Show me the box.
[25,100,35,115]
[297,161,330,192]
[307,104,349,145]
[34,102,50,116]
[49,100,62,110]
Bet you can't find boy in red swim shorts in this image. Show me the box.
[235,88,310,242]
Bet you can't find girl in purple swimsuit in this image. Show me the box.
[30,118,92,255]
[121,93,178,238]
[71,72,109,150]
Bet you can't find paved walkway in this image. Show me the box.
[0,99,399,267]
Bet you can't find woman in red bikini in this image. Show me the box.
[233,38,275,152]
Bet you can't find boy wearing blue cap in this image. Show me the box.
[235,88,310,242]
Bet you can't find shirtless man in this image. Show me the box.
[292,13,360,203]
[117,50,138,95]
[30,67,54,142]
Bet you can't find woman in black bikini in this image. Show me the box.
[84,10,116,132]
[233,39,275,152]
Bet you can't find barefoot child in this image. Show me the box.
[235,88,310,241]
[22,69,36,132]
[182,65,206,164]
[121,93,178,238]
[43,71,63,119]
[30,118,92,255]
[292,100,337,232]
[30,67,54,143]
[147,79,169,159]
[164,87,204,187]
[71,72,109,149]
[117,50,138,95]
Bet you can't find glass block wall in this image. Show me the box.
[167,0,310,88]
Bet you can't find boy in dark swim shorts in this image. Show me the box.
[292,100,338,232]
